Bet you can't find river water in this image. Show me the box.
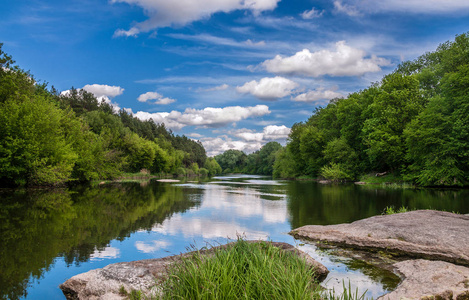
[1,175,468,299]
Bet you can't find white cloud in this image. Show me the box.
[203,125,290,156]
[152,214,269,240]
[202,136,263,157]
[261,41,390,77]
[293,87,343,103]
[168,33,266,48]
[300,8,324,19]
[333,1,362,16]
[82,84,124,100]
[133,105,270,131]
[233,125,290,142]
[137,91,176,105]
[236,76,299,100]
[135,240,170,253]
[112,0,280,37]
[335,0,469,14]
[198,84,230,92]
[90,246,120,260]
[262,125,291,140]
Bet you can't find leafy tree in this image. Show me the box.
[215,149,247,173]
[204,157,222,176]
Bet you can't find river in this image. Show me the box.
[1,175,468,299]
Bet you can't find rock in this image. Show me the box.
[290,210,469,266]
[377,259,469,300]
[60,241,328,300]
[354,181,366,185]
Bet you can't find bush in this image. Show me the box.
[199,168,209,177]
[320,163,353,182]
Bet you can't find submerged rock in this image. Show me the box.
[378,259,469,300]
[60,241,328,300]
[291,210,469,265]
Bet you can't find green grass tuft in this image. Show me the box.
[158,239,322,299]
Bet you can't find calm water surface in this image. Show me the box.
[1,175,468,299]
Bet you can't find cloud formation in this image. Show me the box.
[334,0,469,14]
[237,76,298,100]
[133,105,270,130]
[300,8,324,19]
[77,84,124,105]
[293,87,343,103]
[112,0,280,37]
[202,125,290,156]
[261,41,390,77]
[137,91,176,105]
[233,125,290,142]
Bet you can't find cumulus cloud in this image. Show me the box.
[233,125,290,142]
[202,125,290,156]
[201,136,263,157]
[236,76,299,100]
[334,0,469,14]
[112,0,280,37]
[261,41,390,77]
[300,8,324,19]
[293,87,343,103]
[133,105,270,131]
[137,91,176,105]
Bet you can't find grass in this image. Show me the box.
[383,205,410,215]
[158,239,321,299]
[150,238,370,300]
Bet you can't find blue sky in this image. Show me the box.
[1,0,469,156]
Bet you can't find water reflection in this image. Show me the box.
[1,176,468,299]
[0,183,199,300]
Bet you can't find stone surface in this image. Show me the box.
[60,241,328,300]
[291,210,469,265]
[378,259,469,300]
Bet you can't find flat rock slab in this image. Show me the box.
[378,259,469,300]
[60,241,328,300]
[291,210,469,266]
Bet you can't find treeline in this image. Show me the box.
[0,44,220,187]
[214,141,282,175]
[216,33,469,187]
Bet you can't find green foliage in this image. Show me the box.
[272,32,469,186]
[383,206,409,215]
[204,157,222,176]
[159,239,321,300]
[214,149,247,173]
[320,163,353,182]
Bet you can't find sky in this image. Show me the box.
[1,0,469,156]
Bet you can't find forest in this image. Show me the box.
[0,44,217,187]
[215,33,469,187]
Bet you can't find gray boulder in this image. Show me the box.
[291,210,469,265]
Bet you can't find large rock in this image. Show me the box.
[291,210,469,266]
[60,241,328,300]
[378,259,469,300]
